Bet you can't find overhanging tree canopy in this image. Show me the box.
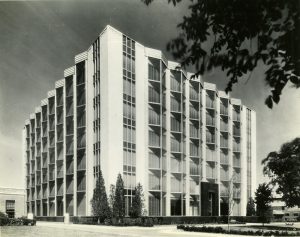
[143,0,300,108]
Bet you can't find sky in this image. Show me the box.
[0,0,299,189]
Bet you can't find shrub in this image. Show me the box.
[0,212,9,226]
[177,225,300,236]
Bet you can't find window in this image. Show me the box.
[171,117,181,132]
[6,200,15,218]
[148,63,160,81]
[76,61,85,85]
[149,108,160,125]
[170,72,181,91]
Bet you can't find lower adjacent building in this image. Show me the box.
[23,25,256,217]
[271,194,300,221]
[0,187,26,218]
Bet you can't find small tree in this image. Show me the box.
[262,137,300,207]
[129,183,145,218]
[90,170,111,222]
[246,197,256,216]
[108,184,116,211]
[226,175,236,232]
[113,173,125,218]
[255,183,273,226]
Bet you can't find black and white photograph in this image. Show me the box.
[0,0,299,236]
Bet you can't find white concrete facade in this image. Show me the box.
[23,25,256,217]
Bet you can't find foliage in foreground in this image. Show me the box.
[0,212,36,226]
[177,225,300,236]
[91,170,111,221]
[129,183,145,218]
[246,197,256,216]
[262,137,300,207]
[143,0,300,108]
[112,173,125,218]
[255,183,273,225]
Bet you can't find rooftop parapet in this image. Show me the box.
[55,79,64,88]
[145,47,168,66]
[75,51,88,64]
[64,66,75,78]
[47,90,55,98]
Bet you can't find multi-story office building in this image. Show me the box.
[23,25,256,217]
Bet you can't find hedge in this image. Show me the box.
[36,216,64,222]
[177,225,300,236]
[72,215,258,226]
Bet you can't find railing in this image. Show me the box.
[171,159,182,173]
[149,132,160,147]
[43,144,48,150]
[190,166,200,175]
[77,160,86,170]
[77,116,86,127]
[148,89,160,103]
[233,159,241,167]
[149,154,160,169]
[220,124,228,131]
[206,136,215,144]
[49,122,55,131]
[190,127,199,138]
[206,99,214,109]
[77,92,86,106]
[57,95,63,107]
[233,112,240,121]
[233,145,241,152]
[206,117,215,126]
[149,171,161,189]
[77,179,86,191]
[206,174,217,180]
[66,124,74,135]
[66,147,74,155]
[220,140,228,148]
[49,172,55,180]
[171,98,181,112]
[148,110,160,125]
[66,106,73,116]
[49,189,55,197]
[57,151,63,161]
[220,172,229,181]
[66,84,73,97]
[206,155,216,162]
[57,188,63,196]
[77,135,86,148]
[233,190,241,198]
[57,170,63,178]
[220,156,229,165]
[148,64,160,81]
[57,115,63,125]
[66,165,74,174]
[171,178,181,192]
[190,89,199,101]
[170,78,181,92]
[220,106,228,115]
[189,181,200,194]
[190,108,199,120]
[233,176,241,183]
[66,184,73,194]
[220,189,229,196]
